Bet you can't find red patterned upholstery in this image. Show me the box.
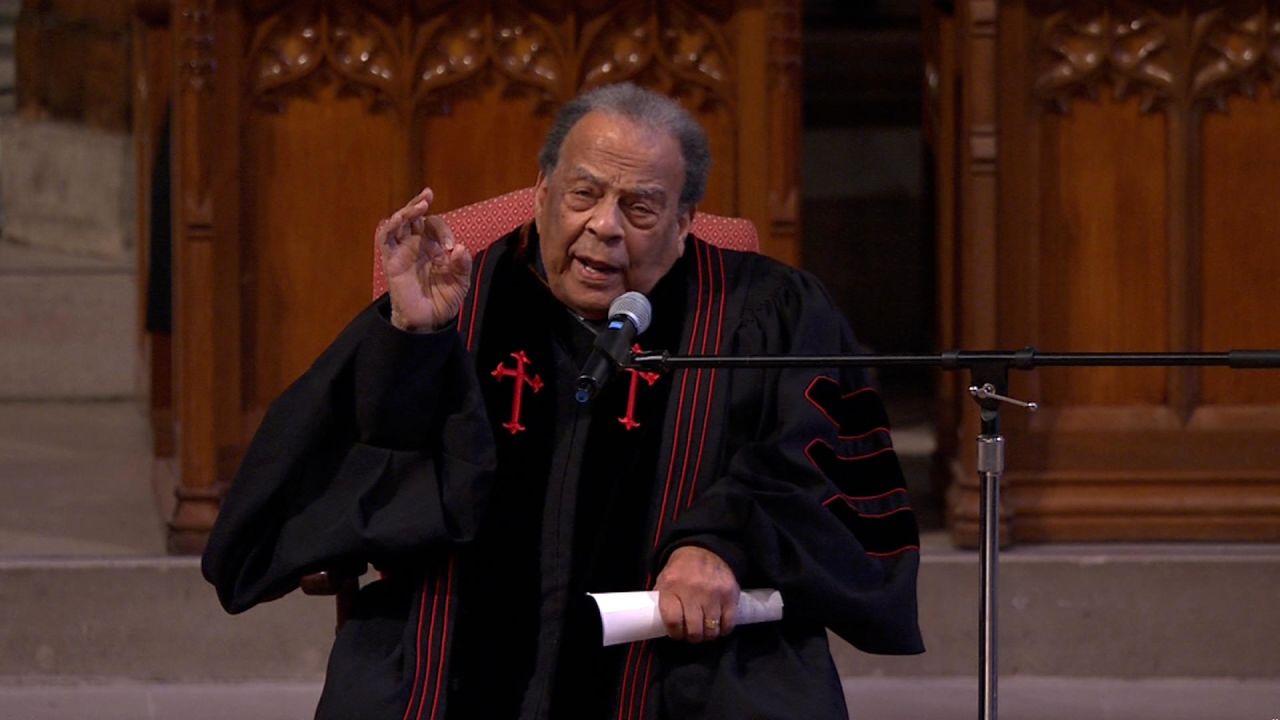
[371,187,759,298]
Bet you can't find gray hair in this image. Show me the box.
[537,83,711,211]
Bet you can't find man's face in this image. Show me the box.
[534,111,694,320]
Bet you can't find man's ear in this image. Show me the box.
[675,206,695,254]
[532,171,549,232]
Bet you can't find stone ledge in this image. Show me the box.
[840,676,1280,720]
[0,558,331,683]
[0,677,1275,720]
[0,118,134,260]
[0,238,132,272]
[3,545,1278,683]
[832,540,1280,678]
[0,267,137,398]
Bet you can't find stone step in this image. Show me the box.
[0,681,323,720]
[0,242,138,399]
[0,402,161,556]
[0,677,1277,720]
[0,558,331,683]
[2,541,1277,685]
[836,536,1280,679]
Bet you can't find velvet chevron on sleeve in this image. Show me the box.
[657,259,923,656]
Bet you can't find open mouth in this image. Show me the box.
[573,255,619,281]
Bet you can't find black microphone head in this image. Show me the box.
[609,291,652,334]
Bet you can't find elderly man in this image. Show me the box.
[203,83,922,720]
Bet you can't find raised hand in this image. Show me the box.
[377,187,473,332]
[656,545,740,643]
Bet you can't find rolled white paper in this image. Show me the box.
[587,588,784,647]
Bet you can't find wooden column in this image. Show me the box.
[936,0,1280,545]
[765,0,803,266]
[167,0,243,553]
[943,0,1008,544]
[923,1,962,518]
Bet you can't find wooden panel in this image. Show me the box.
[243,90,401,408]
[1200,88,1280,404]
[695,103,738,219]
[942,1,1280,546]
[418,87,737,216]
[1036,90,1169,406]
[148,0,803,551]
[417,86,553,213]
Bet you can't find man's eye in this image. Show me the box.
[627,203,655,216]
[566,189,595,208]
[626,206,660,228]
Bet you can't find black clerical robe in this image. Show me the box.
[203,226,923,720]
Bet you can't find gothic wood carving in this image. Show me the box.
[177,0,216,227]
[1191,5,1280,112]
[246,1,734,115]
[1032,2,1177,113]
[765,0,802,247]
[248,0,401,111]
[1033,2,1280,114]
[180,0,216,93]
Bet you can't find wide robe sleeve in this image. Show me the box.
[202,296,497,614]
[657,263,924,655]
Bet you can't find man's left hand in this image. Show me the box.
[655,546,740,643]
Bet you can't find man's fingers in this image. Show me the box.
[654,545,741,644]
[420,216,456,265]
[659,592,686,641]
[422,233,446,263]
[683,601,706,643]
[447,243,473,277]
[424,216,456,250]
[384,199,433,239]
[658,594,736,644]
[720,601,738,635]
[379,188,436,254]
[697,604,723,643]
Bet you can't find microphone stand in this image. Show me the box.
[626,347,1280,720]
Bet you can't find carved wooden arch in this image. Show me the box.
[1031,1,1280,115]
[244,0,736,115]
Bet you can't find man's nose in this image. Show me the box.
[586,197,625,241]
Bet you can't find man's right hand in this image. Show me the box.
[377,187,473,333]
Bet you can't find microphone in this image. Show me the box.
[575,291,652,403]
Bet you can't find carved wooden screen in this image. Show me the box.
[929,0,1280,545]
[148,0,802,552]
